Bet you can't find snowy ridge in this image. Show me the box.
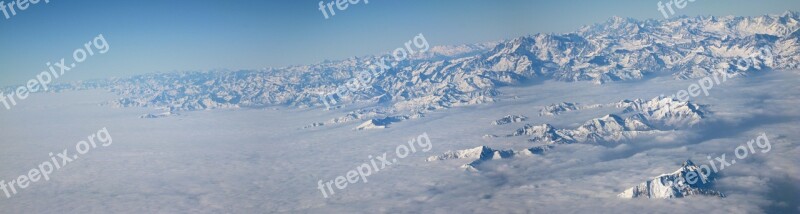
[512,96,704,144]
[616,97,706,129]
[509,114,659,144]
[139,111,177,119]
[354,115,410,130]
[426,145,554,170]
[538,102,604,116]
[539,102,584,116]
[492,115,528,125]
[431,96,706,170]
[618,160,724,199]
[302,107,424,130]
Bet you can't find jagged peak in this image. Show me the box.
[682,159,696,167]
[780,10,798,18]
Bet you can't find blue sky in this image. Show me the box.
[0,0,798,86]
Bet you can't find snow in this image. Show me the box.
[1,12,800,213]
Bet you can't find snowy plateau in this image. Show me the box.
[1,12,800,213]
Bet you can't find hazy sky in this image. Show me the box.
[0,0,798,86]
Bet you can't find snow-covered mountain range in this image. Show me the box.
[427,96,706,169]
[426,145,554,171]
[94,12,799,116]
[516,97,704,143]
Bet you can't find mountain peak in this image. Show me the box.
[682,159,696,167]
[618,159,724,199]
[781,10,798,18]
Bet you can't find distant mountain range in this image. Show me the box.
[8,12,798,123]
